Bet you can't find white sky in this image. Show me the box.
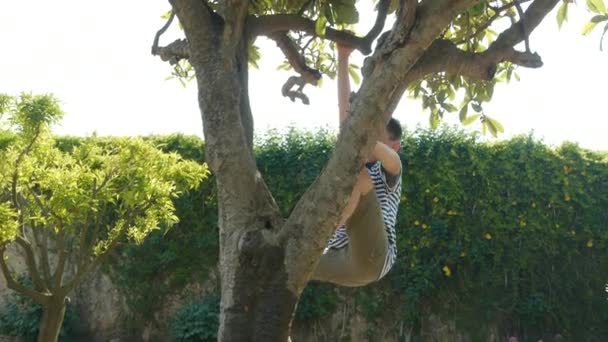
[1,0,607,150]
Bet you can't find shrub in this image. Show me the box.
[169,295,220,342]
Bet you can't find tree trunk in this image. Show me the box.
[37,296,66,342]
[168,2,297,340]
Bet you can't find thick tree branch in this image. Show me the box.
[381,0,558,121]
[52,229,68,290]
[514,0,531,52]
[31,225,52,288]
[444,0,559,79]
[412,39,543,81]
[222,0,249,68]
[15,236,48,293]
[382,0,558,114]
[248,14,374,54]
[363,0,392,43]
[492,0,559,49]
[0,246,49,305]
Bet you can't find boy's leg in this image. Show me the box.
[345,189,388,281]
[311,171,388,286]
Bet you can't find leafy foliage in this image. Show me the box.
[557,0,608,50]
[295,282,341,321]
[0,94,210,340]
[101,134,219,326]
[169,294,220,342]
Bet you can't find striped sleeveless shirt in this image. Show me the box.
[326,161,401,280]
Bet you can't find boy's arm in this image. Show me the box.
[372,142,401,177]
[337,44,353,127]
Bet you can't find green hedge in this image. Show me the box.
[390,129,608,340]
[50,129,608,339]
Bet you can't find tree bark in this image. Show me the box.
[37,296,66,342]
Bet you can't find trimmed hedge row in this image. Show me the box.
[126,128,608,339]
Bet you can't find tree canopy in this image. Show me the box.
[0,93,209,341]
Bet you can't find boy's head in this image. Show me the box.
[383,117,402,152]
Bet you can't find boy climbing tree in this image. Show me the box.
[311,43,403,287]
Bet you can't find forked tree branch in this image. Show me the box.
[15,236,48,293]
[514,0,531,52]
[411,39,542,82]
[248,9,389,55]
[383,0,558,115]
[455,0,534,45]
[0,246,49,305]
[408,0,558,82]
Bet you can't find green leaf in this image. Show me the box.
[388,0,400,14]
[592,14,608,22]
[581,15,607,36]
[459,104,468,122]
[557,2,569,29]
[248,44,261,69]
[471,3,485,15]
[486,116,504,133]
[471,102,482,112]
[441,103,458,113]
[277,62,292,71]
[462,114,481,126]
[160,10,172,20]
[486,119,498,137]
[315,15,328,37]
[582,20,599,35]
[587,0,607,13]
[348,65,361,85]
[333,3,359,24]
[447,85,456,101]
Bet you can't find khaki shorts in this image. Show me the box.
[311,190,388,287]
